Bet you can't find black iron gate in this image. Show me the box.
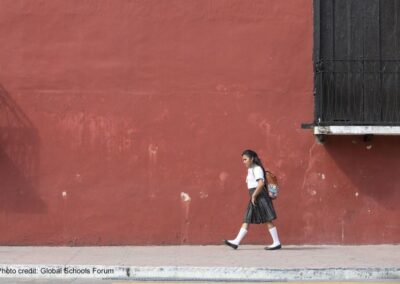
[314,0,400,126]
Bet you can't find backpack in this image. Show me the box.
[251,168,279,199]
[265,171,279,199]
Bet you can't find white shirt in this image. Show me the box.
[246,165,265,189]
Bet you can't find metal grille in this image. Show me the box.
[314,0,400,126]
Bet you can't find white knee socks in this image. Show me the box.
[229,228,248,245]
[268,227,281,247]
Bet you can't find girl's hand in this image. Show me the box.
[251,194,257,206]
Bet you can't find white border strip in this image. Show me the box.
[314,126,400,135]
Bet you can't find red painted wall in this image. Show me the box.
[0,0,398,245]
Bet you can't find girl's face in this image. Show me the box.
[242,155,253,168]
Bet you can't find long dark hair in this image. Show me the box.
[242,149,267,177]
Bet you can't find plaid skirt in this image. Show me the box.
[243,188,277,224]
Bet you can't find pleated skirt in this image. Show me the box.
[243,188,277,224]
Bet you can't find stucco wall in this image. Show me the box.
[0,0,398,245]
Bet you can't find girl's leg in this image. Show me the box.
[226,223,249,247]
[229,223,248,245]
[266,222,274,229]
[265,221,281,250]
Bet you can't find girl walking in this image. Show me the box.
[224,149,281,250]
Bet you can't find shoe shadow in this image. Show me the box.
[281,246,326,250]
[234,248,260,251]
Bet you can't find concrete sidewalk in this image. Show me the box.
[0,245,399,281]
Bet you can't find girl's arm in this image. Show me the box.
[251,179,265,205]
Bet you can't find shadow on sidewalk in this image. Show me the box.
[238,246,326,251]
[280,246,326,250]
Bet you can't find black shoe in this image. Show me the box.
[223,240,238,249]
[264,244,281,250]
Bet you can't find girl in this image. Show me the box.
[224,149,281,250]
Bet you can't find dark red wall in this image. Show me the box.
[0,0,398,245]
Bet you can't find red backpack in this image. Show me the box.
[265,171,279,199]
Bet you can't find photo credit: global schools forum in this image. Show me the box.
[0,265,127,278]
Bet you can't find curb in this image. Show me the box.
[0,265,399,281]
[128,267,400,282]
